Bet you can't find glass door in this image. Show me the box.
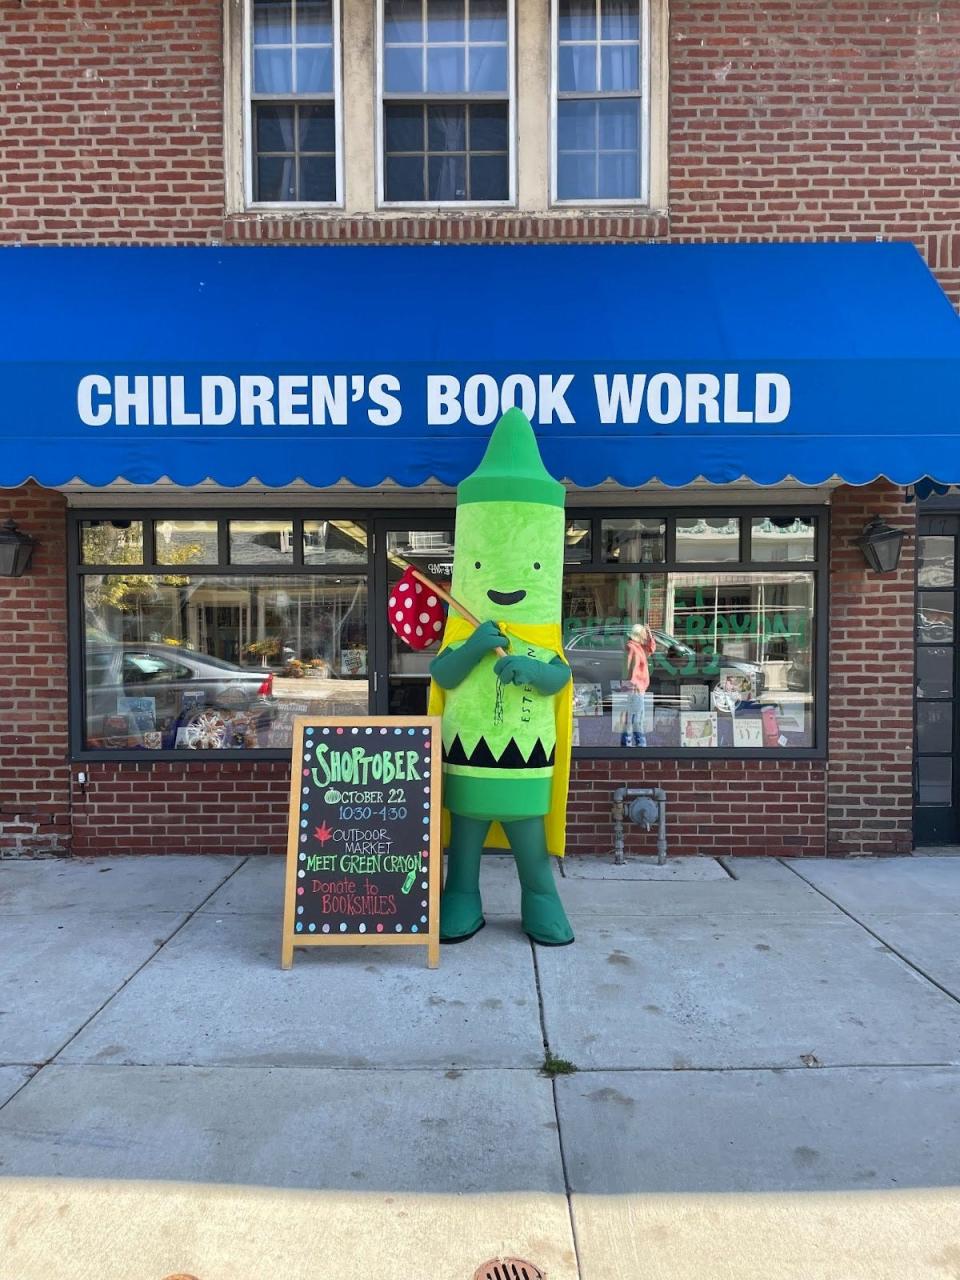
[915,516,959,843]
[373,519,455,715]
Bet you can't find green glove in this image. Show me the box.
[430,620,506,690]
[493,654,571,695]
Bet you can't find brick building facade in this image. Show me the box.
[1,0,955,857]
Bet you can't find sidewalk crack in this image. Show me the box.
[530,937,583,1280]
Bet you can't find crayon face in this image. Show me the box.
[450,500,564,626]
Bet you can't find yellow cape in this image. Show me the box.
[426,615,573,857]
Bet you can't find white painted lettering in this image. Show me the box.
[723,373,753,424]
[755,372,791,424]
[537,373,575,425]
[169,375,200,426]
[239,376,276,426]
[278,374,310,425]
[646,373,683,424]
[201,375,237,426]
[464,374,499,426]
[311,375,348,425]
[114,375,150,427]
[593,374,647,424]
[77,374,112,426]
[427,375,461,425]
[684,373,721,424]
[499,373,537,419]
[367,374,401,426]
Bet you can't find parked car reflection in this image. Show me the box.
[86,642,276,748]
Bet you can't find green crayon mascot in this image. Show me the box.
[427,408,575,946]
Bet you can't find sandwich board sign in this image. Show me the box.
[282,716,441,969]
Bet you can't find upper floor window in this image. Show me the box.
[379,0,514,205]
[248,0,342,205]
[553,0,647,203]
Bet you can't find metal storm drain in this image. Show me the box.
[473,1260,545,1280]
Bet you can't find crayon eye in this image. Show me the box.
[474,561,481,569]
[533,562,541,570]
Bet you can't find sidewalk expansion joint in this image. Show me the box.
[24,857,252,1080]
[779,857,960,1011]
[529,937,583,1280]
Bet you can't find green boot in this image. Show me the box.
[504,817,574,946]
[440,814,488,943]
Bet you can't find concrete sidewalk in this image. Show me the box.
[2,853,960,1280]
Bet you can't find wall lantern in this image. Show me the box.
[0,519,37,577]
[855,516,905,574]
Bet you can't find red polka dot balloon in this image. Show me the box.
[388,565,447,651]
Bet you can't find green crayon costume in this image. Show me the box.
[427,409,575,946]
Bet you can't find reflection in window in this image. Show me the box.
[229,520,295,565]
[917,756,952,806]
[750,516,815,563]
[601,517,664,563]
[562,570,815,750]
[80,520,143,566]
[918,535,955,588]
[303,519,369,564]
[155,520,219,565]
[676,517,740,563]
[82,574,368,750]
[565,519,592,562]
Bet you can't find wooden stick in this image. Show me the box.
[407,564,508,658]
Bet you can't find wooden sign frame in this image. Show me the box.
[281,715,442,969]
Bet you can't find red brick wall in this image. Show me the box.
[826,482,916,855]
[69,761,290,854]
[0,485,71,854]
[566,759,827,858]
[0,480,917,858]
[0,1,224,244]
[1,0,958,303]
[0,1,932,855]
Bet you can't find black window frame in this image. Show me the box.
[68,507,375,763]
[68,504,828,763]
[563,506,828,760]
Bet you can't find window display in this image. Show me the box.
[82,573,369,751]
[563,558,818,752]
[73,507,821,757]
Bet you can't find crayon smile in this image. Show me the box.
[487,588,527,606]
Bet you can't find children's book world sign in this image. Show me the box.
[282,716,442,969]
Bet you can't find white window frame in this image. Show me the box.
[243,0,345,209]
[550,0,651,207]
[375,0,517,210]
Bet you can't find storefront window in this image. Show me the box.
[303,518,368,564]
[564,561,817,751]
[601,517,664,562]
[229,519,295,565]
[155,519,219,565]
[80,520,143,565]
[74,507,821,757]
[83,573,368,751]
[565,519,592,562]
[675,517,740,563]
[750,515,815,562]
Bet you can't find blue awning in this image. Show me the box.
[2,241,959,490]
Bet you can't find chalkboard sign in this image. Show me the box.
[281,716,441,969]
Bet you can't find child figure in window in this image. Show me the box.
[622,622,656,747]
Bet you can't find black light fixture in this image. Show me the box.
[855,515,905,574]
[0,519,37,577]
